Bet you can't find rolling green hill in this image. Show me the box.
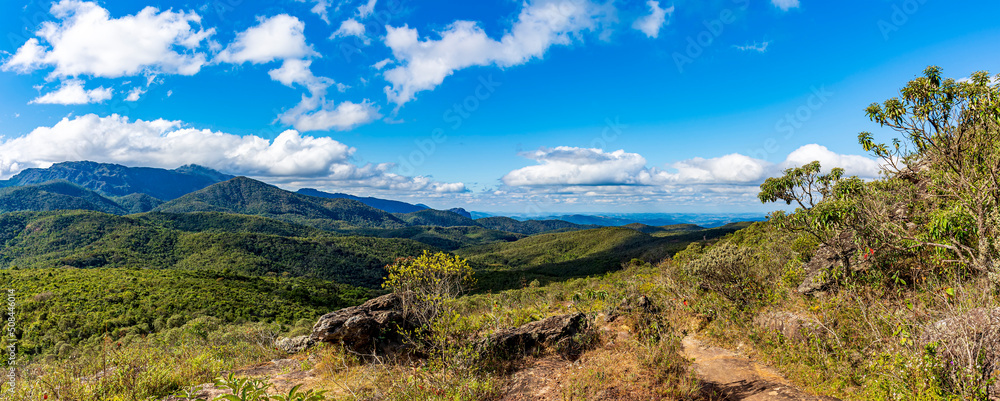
[622,222,703,235]
[475,216,596,235]
[345,225,525,250]
[0,210,433,287]
[154,177,407,230]
[457,224,750,290]
[135,211,323,237]
[0,181,127,215]
[296,188,428,214]
[395,209,480,227]
[111,193,165,213]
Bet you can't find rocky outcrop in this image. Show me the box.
[309,292,420,354]
[754,311,822,343]
[798,245,849,297]
[275,335,315,354]
[483,313,589,360]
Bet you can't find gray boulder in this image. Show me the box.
[754,311,822,343]
[309,292,420,354]
[275,335,315,354]
[483,313,589,359]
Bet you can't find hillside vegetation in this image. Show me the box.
[345,225,524,250]
[458,224,743,289]
[2,268,370,358]
[296,188,427,213]
[394,209,479,227]
[0,210,432,287]
[0,181,127,215]
[474,216,596,235]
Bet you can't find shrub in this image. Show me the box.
[382,251,476,323]
[685,243,776,311]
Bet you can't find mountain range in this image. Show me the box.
[0,161,233,201]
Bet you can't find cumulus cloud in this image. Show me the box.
[358,0,378,18]
[2,0,214,78]
[215,15,316,64]
[502,147,649,186]
[771,0,800,11]
[213,15,376,132]
[504,144,880,188]
[780,144,881,178]
[331,18,368,43]
[632,1,673,38]
[125,87,146,102]
[279,99,382,132]
[267,59,380,131]
[382,0,610,105]
[268,59,332,94]
[29,79,113,105]
[495,144,881,209]
[0,114,463,193]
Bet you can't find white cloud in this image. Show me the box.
[382,0,610,105]
[632,1,673,38]
[267,59,377,132]
[734,41,769,53]
[331,18,368,43]
[495,144,881,210]
[295,0,331,23]
[125,87,146,102]
[2,0,214,78]
[29,79,113,105]
[502,147,649,186]
[0,114,463,193]
[358,0,378,18]
[771,0,800,11]
[503,144,880,187]
[267,59,332,94]
[372,58,392,70]
[279,99,382,132]
[215,15,316,64]
[780,144,881,178]
[214,16,375,132]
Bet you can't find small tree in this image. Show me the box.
[758,161,854,245]
[858,66,1000,275]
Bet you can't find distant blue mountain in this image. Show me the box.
[0,161,233,201]
[492,213,767,228]
[295,188,429,214]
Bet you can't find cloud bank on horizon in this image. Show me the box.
[0,0,935,212]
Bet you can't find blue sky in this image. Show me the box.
[0,0,998,213]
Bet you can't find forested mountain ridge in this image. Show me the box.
[0,161,233,201]
[154,177,408,230]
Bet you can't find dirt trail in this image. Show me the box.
[682,336,840,401]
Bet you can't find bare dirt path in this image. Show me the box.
[682,336,840,401]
